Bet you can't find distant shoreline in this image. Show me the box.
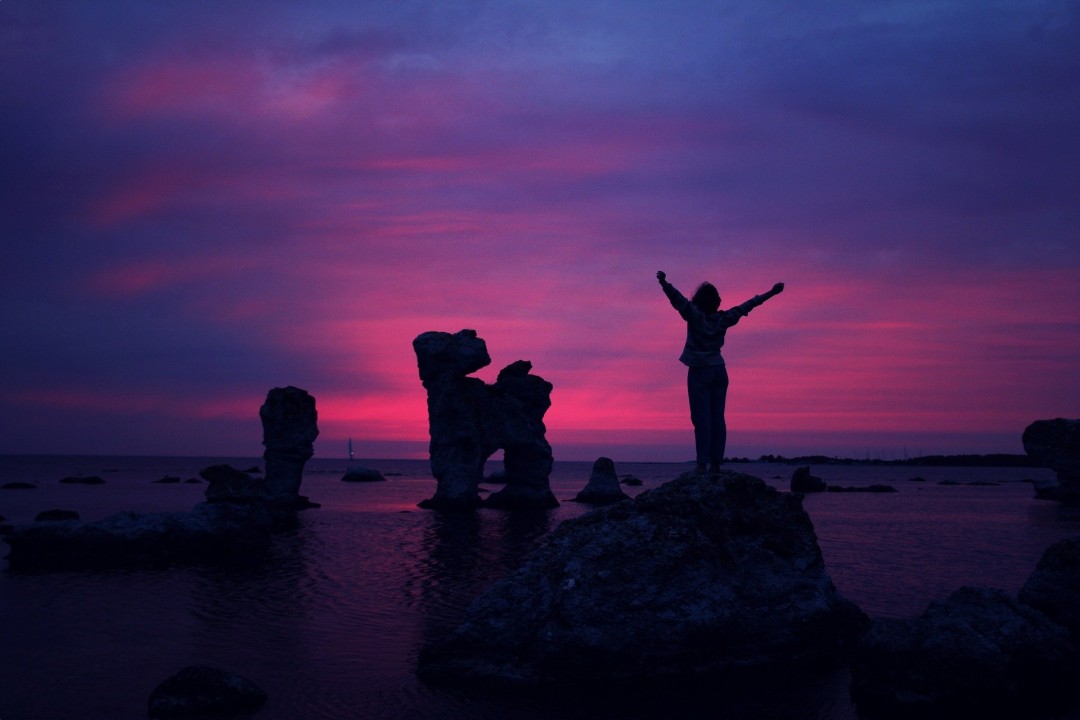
[728,453,1039,468]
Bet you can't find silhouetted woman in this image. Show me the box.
[657,271,784,476]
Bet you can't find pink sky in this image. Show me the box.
[3,2,1078,461]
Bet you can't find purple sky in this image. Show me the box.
[3,1,1079,462]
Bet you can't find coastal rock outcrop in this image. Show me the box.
[413,330,556,510]
[850,586,1080,718]
[4,502,275,570]
[573,457,629,505]
[418,470,865,685]
[1019,536,1080,639]
[3,387,320,569]
[260,386,319,507]
[148,665,267,718]
[1023,418,1080,503]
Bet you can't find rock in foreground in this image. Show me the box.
[419,470,865,685]
[1019,536,1080,639]
[850,586,1080,719]
[148,665,266,718]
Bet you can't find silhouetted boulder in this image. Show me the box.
[200,465,264,503]
[341,466,386,482]
[1019,536,1080,639]
[1023,418,1080,503]
[413,330,557,510]
[148,665,266,718]
[850,586,1080,719]
[791,466,826,493]
[35,509,80,522]
[260,386,319,507]
[419,470,865,685]
[573,457,629,505]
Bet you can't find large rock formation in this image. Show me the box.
[573,457,629,505]
[1019,536,1080,640]
[260,385,319,507]
[1022,418,1080,503]
[413,330,556,510]
[418,470,865,684]
[850,586,1080,719]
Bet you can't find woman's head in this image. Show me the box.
[692,282,720,313]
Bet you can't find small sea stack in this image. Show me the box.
[573,457,629,505]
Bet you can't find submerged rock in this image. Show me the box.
[1,482,35,490]
[148,665,266,718]
[826,484,897,493]
[341,466,386,482]
[1019,536,1080,639]
[419,470,865,685]
[59,475,105,485]
[850,586,1080,718]
[573,457,629,505]
[35,509,80,522]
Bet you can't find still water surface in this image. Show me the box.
[1,456,1076,719]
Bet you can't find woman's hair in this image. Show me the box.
[692,282,721,313]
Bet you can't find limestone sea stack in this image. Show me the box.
[413,330,557,510]
[573,457,629,505]
[418,470,865,685]
[260,386,319,507]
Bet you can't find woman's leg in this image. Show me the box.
[709,365,730,467]
[687,367,711,471]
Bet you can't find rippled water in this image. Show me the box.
[1,456,1077,719]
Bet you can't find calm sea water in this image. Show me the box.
[1,455,1077,720]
